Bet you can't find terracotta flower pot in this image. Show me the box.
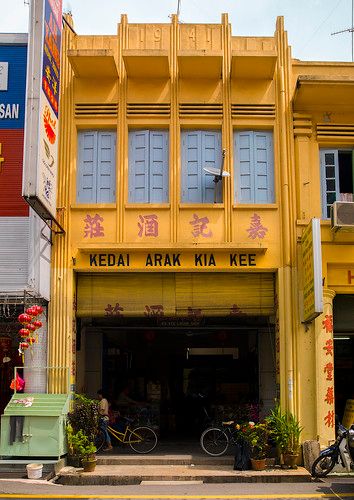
[283,453,299,469]
[82,458,97,472]
[250,458,267,471]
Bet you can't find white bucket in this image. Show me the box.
[26,463,43,479]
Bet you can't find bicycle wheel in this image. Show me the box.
[129,426,158,454]
[200,427,229,456]
[95,428,106,453]
[311,454,337,478]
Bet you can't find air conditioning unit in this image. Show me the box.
[331,201,354,228]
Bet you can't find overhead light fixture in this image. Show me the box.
[334,336,351,340]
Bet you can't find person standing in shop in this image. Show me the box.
[97,389,113,451]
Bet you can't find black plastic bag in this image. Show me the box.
[233,440,252,470]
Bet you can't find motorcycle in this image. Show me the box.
[311,422,354,477]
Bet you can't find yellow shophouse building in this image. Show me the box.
[49,13,354,446]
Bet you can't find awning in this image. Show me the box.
[77,272,274,318]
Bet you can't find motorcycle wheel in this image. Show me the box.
[311,454,337,477]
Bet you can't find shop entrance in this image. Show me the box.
[333,295,354,424]
[76,271,276,441]
[77,316,276,441]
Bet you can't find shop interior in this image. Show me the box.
[79,315,276,440]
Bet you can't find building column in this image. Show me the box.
[24,305,48,392]
[314,288,336,446]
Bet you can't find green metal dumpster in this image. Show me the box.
[0,393,70,458]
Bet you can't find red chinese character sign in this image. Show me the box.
[318,298,336,438]
[189,213,212,238]
[247,214,268,239]
[84,214,104,238]
[138,214,158,238]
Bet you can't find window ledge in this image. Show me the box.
[125,203,171,210]
[232,203,278,209]
[71,203,117,210]
[179,203,225,209]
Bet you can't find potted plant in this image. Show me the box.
[266,404,303,468]
[66,424,97,471]
[282,412,303,468]
[66,394,100,468]
[242,422,270,471]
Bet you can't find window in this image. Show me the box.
[128,130,169,203]
[181,130,223,203]
[320,149,354,219]
[234,131,274,204]
[77,130,116,203]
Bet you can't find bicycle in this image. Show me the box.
[200,420,240,456]
[95,417,158,454]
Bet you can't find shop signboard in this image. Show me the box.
[22,0,62,221]
[0,38,28,216]
[74,249,265,271]
[301,218,323,322]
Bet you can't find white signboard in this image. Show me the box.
[22,0,62,220]
[0,62,8,91]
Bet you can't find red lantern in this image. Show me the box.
[26,323,36,332]
[27,336,36,345]
[25,307,35,316]
[32,320,43,329]
[18,313,31,325]
[19,328,30,338]
[35,305,44,315]
[19,342,29,350]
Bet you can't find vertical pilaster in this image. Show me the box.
[293,114,314,221]
[48,15,75,393]
[221,13,232,242]
[170,14,179,243]
[314,288,336,445]
[275,16,297,413]
[117,15,128,242]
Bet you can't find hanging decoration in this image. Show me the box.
[16,305,44,361]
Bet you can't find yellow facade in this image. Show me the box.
[49,13,354,446]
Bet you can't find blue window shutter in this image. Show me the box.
[320,149,339,219]
[129,131,149,203]
[149,131,169,203]
[254,131,274,203]
[77,131,97,203]
[97,131,116,203]
[234,131,254,203]
[202,131,222,203]
[181,131,203,203]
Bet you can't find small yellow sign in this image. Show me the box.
[0,143,5,174]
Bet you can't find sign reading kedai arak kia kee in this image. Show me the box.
[22,0,62,220]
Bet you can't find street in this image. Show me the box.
[0,476,353,500]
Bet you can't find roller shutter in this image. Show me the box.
[76,272,274,317]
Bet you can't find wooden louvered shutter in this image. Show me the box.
[254,131,274,203]
[320,149,340,219]
[235,131,254,203]
[202,131,222,203]
[149,131,169,203]
[181,131,202,203]
[97,131,116,203]
[77,131,98,203]
[129,130,149,203]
